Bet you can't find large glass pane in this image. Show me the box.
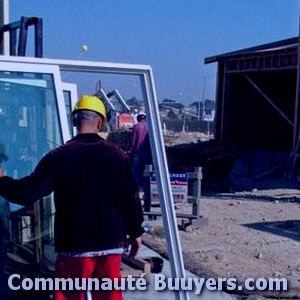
[0,70,63,258]
[0,70,62,178]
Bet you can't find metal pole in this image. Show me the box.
[34,17,43,58]
[207,120,210,135]
[202,76,206,121]
[220,62,227,140]
[293,1,300,151]
[0,0,9,55]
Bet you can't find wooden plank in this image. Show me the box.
[121,253,151,274]
[144,211,198,220]
[121,263,146,278]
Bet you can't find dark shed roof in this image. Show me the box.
[205,37,298,64]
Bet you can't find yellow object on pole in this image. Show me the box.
[81,44,88,52]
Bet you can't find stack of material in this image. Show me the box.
[166,139,236,191]
[106,130,132,152]
[104,131,236,191]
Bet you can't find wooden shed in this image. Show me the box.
[205,37,300,179]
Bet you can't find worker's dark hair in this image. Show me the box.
[137,114,146,122]
[72,110,102,128]
[75,110,102,121]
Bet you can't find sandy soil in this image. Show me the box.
[142,178,300,300]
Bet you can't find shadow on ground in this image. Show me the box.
[244,219,300,242]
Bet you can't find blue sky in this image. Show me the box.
[10,0,299,104]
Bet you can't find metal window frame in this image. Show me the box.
[0,55,189,300]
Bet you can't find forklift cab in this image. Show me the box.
[97,87,134,131]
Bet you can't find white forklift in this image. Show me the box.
[95,81,134,131]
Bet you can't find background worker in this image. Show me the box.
[0,95,144,300]
[130,112,152,194]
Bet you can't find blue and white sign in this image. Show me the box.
[150,173,188,203]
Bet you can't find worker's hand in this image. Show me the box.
[128,236,142,259]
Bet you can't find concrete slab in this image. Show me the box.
[124,244,237,300]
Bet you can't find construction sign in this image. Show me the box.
[150,173,188,203]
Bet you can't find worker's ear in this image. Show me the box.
[72,114,77,127]
[97,118,103,131]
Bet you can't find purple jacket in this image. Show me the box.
[131,120,150,154]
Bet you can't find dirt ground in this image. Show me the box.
[142,178,300,299]
[140,133,300,300]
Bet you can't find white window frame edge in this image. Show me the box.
[0,56,189,300]
[0,61,71,144]
[141,70,189,300]
[61,82,78,137]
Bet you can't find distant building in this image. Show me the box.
[126,97,145,115]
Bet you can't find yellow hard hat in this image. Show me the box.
[72,95,106,124]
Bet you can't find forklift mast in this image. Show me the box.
[0,16,43,57]
[96,83,134,131]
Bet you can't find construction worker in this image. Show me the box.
[130,112,152,194]
[0,95,144,300]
